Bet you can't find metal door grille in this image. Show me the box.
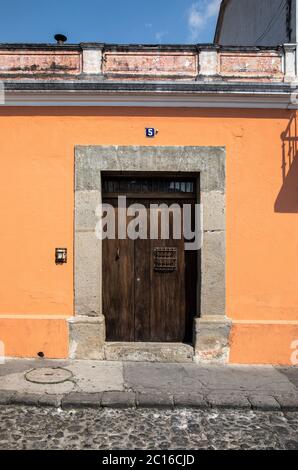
[153,247,177,272]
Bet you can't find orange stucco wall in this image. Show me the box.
[0,107,297,363]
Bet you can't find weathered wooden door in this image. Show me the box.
[102,176,197,343]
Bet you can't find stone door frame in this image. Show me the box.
[69,146,231,362]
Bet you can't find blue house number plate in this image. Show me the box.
[145,128,157,138]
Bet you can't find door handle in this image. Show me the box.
[116,247,120,261]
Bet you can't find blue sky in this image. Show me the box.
[0,0,221,44]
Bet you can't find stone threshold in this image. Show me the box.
[103,342,194,363]
[1,390,298,412]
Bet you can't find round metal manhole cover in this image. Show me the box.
[25,367,73,384]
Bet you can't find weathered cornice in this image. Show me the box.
[2,80,294,109]
[4,80,291,93]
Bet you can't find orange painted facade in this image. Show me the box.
[0,107,297,363]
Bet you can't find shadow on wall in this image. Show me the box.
[275,113,298,213]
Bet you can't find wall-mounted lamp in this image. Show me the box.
[55,248,67,264]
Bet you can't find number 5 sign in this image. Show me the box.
[145,128,158,138]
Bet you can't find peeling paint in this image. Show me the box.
[0,50,81,75]
[220,52,282,78]
[0,45,287,82]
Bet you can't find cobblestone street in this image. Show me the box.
[0,406,297,450]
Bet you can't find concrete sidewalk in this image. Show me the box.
[0,358,298,411]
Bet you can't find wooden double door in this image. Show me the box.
[102,176,198,343]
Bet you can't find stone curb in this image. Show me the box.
[173,393,208,409]
[0,390,297,411]
[102,391,136,408]
[206,393,251,410]
[136,392,174,408]
[62,392,102,409]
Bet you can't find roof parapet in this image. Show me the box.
[0,43,290,83]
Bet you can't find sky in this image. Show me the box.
[0,0,221,44]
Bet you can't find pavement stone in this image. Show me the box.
[248,395,281,411]
[275,394,298,411]
[10,393,42,406]
[123,362,298,396]
[0,359,68,376]
[277,367,298,389]
[101,391,136,408]
[173,393,208,408]
[0,391,15,405]
[0,406,297,450]
[38,394,62,408]
[136,392,174,408]
[62,392,102,409]
[67,361,124,393]
[207,393,251,409]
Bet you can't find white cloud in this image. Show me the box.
[187,0,221,42]
[206,0,221,17]
[188,5,205,31]
[155,31,168,43]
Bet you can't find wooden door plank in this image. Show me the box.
[149,201,186,342]
[103,199,134,341]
